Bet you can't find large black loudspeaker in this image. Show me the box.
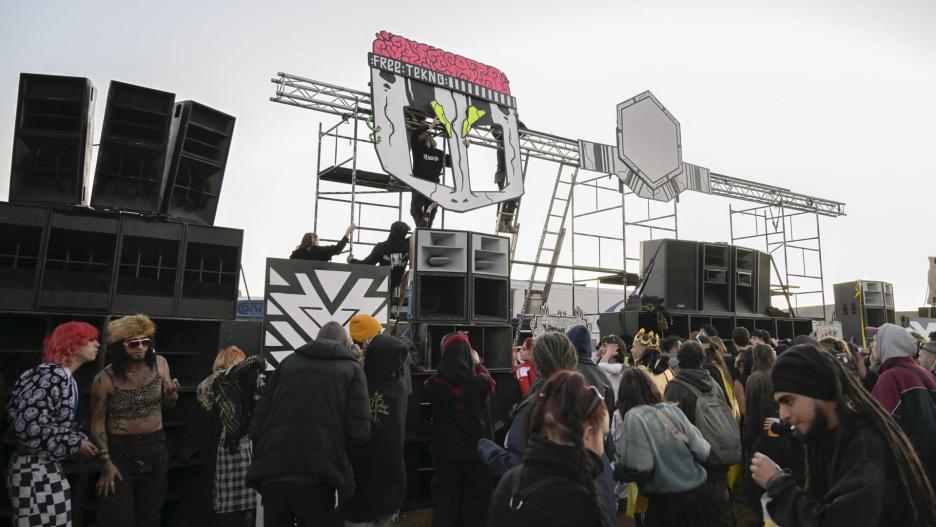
[162,101,235,225]
[701,243,732,312]
[112,217,183,317]
[0,202,50,310]
[639,239,699,311]
[178,224,242,319]
[470,233,510,323]
[733,247,756,314]
[834,280,896,343]
[412,230,469,323]
[91,81,176,213]
[9,73,95,206]
[756,251,771,314]
[38,211,119,311]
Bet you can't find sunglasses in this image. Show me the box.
[124,338,152,349]
[585,384,605,417]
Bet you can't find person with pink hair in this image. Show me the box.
[6,321,101,526]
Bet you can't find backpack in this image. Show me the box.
[672,377,741,465]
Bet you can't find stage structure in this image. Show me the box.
[270,31,846,320]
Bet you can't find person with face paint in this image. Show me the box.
[750,344,936,527]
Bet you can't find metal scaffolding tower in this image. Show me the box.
[271,72,845,316]
[729,202,828,318]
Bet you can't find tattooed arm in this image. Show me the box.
[91,370,122,497]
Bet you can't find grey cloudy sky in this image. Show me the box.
[1,0,933,311]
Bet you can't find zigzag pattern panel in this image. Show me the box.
[262,259,390,369]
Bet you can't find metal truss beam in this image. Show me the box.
[271,72,845,216]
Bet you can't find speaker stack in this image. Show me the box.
[638,238,772,314]
[410,229,513,370]
[2,73,243,319]
[834,280,896,343]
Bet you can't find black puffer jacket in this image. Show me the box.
[246,338,370,502]
[344,335,409,522]
[487,438,610,527]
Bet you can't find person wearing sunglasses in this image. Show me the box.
[90,314,180,527]
[488,371,613,527]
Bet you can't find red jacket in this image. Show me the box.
[871,356,936,485]
[513,360,537,398]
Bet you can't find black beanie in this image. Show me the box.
[770,344,837,401]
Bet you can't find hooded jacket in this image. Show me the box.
[567,326,615,415]
[870,323,936,485]
[246,338,370,501]
[664,367,727,427]
[349,221,410,290]
[344,334,409,522]
[614,403,710,494]
[424,333,495,465]
[487,438,610,527]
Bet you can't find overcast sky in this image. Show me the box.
[2,0,934,312]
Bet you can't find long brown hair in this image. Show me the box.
[616,367,663,417]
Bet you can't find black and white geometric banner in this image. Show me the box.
[262,258,390,369]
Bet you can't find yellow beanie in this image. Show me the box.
[349,314,382,343]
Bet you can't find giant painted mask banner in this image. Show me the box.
[368,31,523,212]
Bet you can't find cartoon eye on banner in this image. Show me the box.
[368,31,523,212]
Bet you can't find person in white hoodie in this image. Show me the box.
[597,334,630,400]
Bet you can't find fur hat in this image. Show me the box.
[107,314,156,344]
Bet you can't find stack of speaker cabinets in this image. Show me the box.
[639,238,773,315]
[410,229,513,370]
[833,280,896,343]
[1,73,243,527]
[0,202,243,319]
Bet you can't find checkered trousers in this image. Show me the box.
[214,431,258,513]
[5,453,71,526]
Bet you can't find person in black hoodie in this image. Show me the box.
[246,321,370,527]
[424,332,495,527]
[343,334,409,527]
[348,221,411,292]
[566,325,614,414]
[290,224,356,261]
[409,121,451,228]
[487,370,612,527]
[751,344,936,527]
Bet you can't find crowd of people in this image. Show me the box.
[4,311,936,527]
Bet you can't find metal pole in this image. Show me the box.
[729,204,734,245]
[570,169,576,311]
[815,209,827,320]
[350,103,359,253]
[780,200,792,311]
[314,121,323,233]
[673,199,679,240]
